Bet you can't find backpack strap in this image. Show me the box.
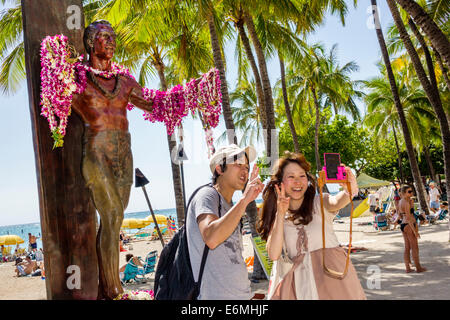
[185,183,222,295]
[196,190,221,287]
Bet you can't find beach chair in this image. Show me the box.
[121,259,147,285]
[429,209,448,224]
[374,213,388,231]
[138,250,158,275]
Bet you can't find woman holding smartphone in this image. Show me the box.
[399,185,427,273]
[258,152,366,300]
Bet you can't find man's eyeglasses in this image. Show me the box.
[407,190,413,194]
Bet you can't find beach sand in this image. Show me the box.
[1,216,449,300]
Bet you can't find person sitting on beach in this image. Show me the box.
[427,202,448,224]
[34,248,44,262]
[31,262,45,277]
[388,209,402,230]
[119,254,143,280]
[15,256,36,277]
[368,191,380,216]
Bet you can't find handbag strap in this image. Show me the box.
[317,171,353,280]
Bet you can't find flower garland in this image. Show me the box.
[114,289,154,300]
[40,34,222,151]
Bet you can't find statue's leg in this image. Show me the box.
[82,131,127,300]
[88,174,124,299]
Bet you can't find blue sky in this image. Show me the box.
[0,1,394,226]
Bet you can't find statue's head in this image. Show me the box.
[83,20,116,59]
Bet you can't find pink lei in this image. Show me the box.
[40,34,221,151]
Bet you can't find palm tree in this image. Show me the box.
[283,43,361,173]
[370,0,430,214]
[203,1,237,145]
[364,68,437,184]
[0,2,24,94]
[395,0,450,69]
[386,0,450,202]
[228,80,264,147]
[279,55,300,153]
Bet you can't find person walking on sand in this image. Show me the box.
[399,185,427,273]
[186,144,264,300]
[258,152,366,300]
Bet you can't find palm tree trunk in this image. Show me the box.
[395,0,450,69]
[207,9,237,144]
[244,12,277,161]
[433,49,450,91]
[155,63,186,227]
[208,9,265,280]
[312,87,321,172]
[235,18,268,134]
[387,0,450,206]
[279,55,300,153]
[408,19,440,100]
[371,0,430,214]
[392,124,405,184]
[423,145,437,184]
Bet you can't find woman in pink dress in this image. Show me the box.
[258,152,366,300]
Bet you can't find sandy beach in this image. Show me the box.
[1,215,449,300]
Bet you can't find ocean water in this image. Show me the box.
[0,208,177,251]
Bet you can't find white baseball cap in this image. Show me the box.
[209,144,257,173]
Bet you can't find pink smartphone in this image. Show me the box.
[323,153,346,180]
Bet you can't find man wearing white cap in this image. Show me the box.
[428,182,440,214]
[186,144,264,300]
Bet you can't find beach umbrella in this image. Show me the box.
[143,214,167,225]
[0,235,25,246]
[121,218,148,230]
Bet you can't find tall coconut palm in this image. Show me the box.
[370,0,430,214]
[395,0,450,69]
[284,43,361,172]
[0,2,24,94]
[364,69,437,184]
[387,0,450,203]
[279,55,300,153]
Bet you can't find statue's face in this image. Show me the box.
[92,24,116,60]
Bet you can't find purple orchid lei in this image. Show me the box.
[40,34,222,151]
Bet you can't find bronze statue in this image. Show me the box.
[71,20,153,300]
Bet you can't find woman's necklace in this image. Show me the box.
[87,71,121,99]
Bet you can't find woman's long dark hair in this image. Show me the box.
[257,152,317,241]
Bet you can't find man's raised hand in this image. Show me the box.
[243,164,264,204]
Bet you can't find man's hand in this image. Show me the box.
[242,164,264,205]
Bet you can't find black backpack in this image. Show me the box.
[153,183,221,300]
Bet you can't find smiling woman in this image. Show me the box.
[259,152,366,300]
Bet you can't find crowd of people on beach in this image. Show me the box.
[0,232,46,279]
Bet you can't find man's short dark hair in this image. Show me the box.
[83,20,114,54]
[125,254,134,262]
